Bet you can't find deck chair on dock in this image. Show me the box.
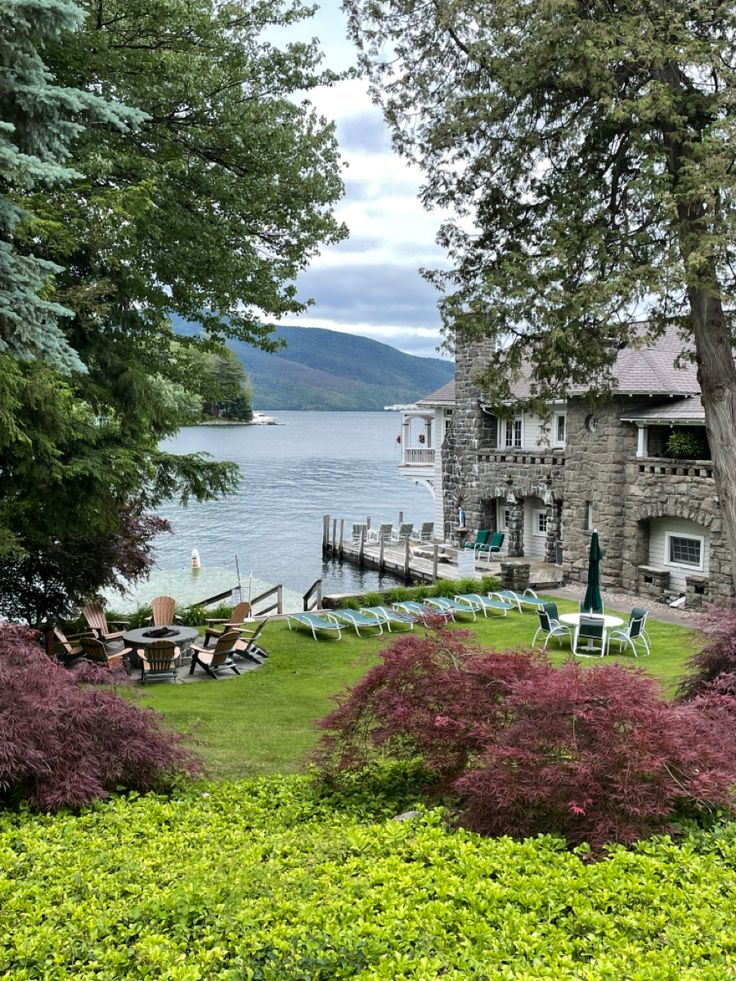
[286,612,343,640]
[476,532,505,559]
[390,523,414,543]
[462,530,489,552]
[366,523,393,544]
[411,522,434,543]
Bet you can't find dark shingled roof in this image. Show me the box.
[416,380,455,406]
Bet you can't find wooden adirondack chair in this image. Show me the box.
[203,601,252,646]
[83,603,129,647]
[233,617,269,664]
[138,640,180,684]
[79,635,131,668]
[149,595,177,627]
[189,631,242,679]
[51,627,95,662]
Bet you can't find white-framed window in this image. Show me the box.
[555,414,566,445]
[503,417,522,448]
[585,502,593,531]
[497,504,511,531]
[665,532,704,571]
[533,509,548,537]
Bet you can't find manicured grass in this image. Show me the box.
[138,599,700,780]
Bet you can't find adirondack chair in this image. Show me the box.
[52,626,95,662]
[148,595,177,627]
[203,601,252,646]
[233,617,270,664]
[83,603,129,647]
[138,640,180,684]
[189,630,242,679]
[78,635,131,668]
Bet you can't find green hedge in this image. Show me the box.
[3,775,736,979]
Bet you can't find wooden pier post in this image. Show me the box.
[398,510,404,525]
[276,584,283,614]
[366,516,372,530]
[404,537,411,579]
[331,518,337,554]
[358,526,365,566]
[338,519,344,557]
[378,535,385,571]
[432,544,439,582]
[322,514,330,556]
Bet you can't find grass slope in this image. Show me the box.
[172,317,454,410]
[139,600,699,781]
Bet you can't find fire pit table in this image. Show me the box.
[123,625,200,669]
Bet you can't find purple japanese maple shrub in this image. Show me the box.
[316,629,543,788]
[0,623,200,810]
[677,602,736,701]
[456,661,736,850]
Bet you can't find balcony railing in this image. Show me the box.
[401,447,435,466]
[477,449,565,466]
[634,457,714,478]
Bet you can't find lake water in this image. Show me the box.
[129,412,435,610]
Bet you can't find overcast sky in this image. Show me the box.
[268,0,451,359]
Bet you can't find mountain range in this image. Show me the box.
[173,319,454,410]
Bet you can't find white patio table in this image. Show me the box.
[559,612,624,655]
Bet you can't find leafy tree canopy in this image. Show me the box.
[0,0,346,622]
[344,0,736,582]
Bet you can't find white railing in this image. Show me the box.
[401,448,435,466]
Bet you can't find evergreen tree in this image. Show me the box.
[0,0,141,373]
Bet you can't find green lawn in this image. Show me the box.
[138,599,700,781]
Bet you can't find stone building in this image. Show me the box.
[437,325,729,607]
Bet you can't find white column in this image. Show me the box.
[636,425,647,458]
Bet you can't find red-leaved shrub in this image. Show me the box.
[0,624,200,810]
[677,602,736,700]
[317,632,736,850]
[317,630,544,788]
[456,662,736,850]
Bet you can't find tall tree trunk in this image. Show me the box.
[687,290,736,591]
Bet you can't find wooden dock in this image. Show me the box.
[321,515,563,588]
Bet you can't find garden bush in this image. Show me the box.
[677,602,736,700]
[5,775,736,979]
[318,632,736,849]
[0,624,200,810]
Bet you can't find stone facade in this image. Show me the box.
[443,338,733,602]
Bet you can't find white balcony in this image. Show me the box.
[401,447,436,466]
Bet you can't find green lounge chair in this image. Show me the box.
[392,600,453,624]
[462,530,490,552]
[360,606,415,631]
[334,609,387,636]
[456,592,515,617]
[476,532,505,559]
[286,612,343,640]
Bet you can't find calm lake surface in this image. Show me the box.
[151,411,434,604]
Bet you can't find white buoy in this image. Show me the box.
[191,548,201,571]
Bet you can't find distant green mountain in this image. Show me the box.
[173,320,454,410]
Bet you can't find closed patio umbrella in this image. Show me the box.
[582,530,604,614]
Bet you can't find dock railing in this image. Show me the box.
[303,578,323,611]
[250,584,283,616]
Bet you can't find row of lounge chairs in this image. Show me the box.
[286,588,548,640]
[352,522,435,545]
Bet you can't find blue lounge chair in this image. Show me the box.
[287,612,343,640]
[455,592,515,617]
[360,606,415,631]
[333,609,387,636]
[497,588,546,612]
[392,600,453,623]
[424,597,479,621]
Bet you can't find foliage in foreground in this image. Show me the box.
[3,774,736,979]
[0,625,199,810]
[317,632,736,850]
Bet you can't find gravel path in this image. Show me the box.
[544,585,704,628]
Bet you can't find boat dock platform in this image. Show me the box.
[322,515,562,588]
